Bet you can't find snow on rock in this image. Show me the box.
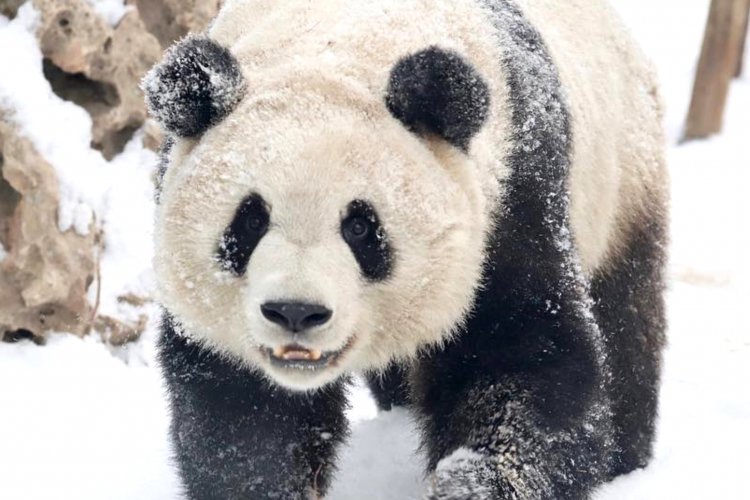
[33,0,161,160]
[0,2,159,319]
[84,0,130,27]
[0,118,96,339]
[0,2,113,233]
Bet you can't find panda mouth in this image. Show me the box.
[265,338,355,370]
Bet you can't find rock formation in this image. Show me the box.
[1,0,219,344]
[33,0,162,160]
[0,0,24,18]
[133,0,221,48]
[0,118,95,341]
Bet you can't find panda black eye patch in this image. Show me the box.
[341,200,393,282]
[218,194,270,275]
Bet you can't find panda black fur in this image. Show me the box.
[144,1,668,498]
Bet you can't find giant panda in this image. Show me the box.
[143,0,668,498]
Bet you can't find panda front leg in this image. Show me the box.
[412,303,613,500]
[158,315,349,500]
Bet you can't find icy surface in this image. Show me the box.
[1,0,749,499]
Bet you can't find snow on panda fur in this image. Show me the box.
[144,0,668,498]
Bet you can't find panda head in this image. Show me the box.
[144,36,492,391]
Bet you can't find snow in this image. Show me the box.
[329,406,425,500]
[84,0,131,27]
[1,0,749,499]
[0,329,178,500]
[88,131,158,319]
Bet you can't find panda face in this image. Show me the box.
[155,96,489,391]
[150,40,494,390]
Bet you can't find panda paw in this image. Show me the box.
[425,449,505,500]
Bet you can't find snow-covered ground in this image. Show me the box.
[1,1,749,499]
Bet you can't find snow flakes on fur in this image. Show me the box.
[142,35,246,138]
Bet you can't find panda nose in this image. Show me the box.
[260,302,333,333]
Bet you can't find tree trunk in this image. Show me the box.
[684,0,750,140]
[736,0,750,76]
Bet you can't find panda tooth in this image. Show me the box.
[270,345,324,362]
[308,350,322,361]
[281,349,312,361]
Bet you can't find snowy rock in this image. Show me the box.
[0,117,95,341]
[133,0,220,48]
[94,313,148,345]
[6,0,218,158]
[32,0,161,159]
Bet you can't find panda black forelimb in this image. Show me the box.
[158,315,349,500]
[412,283,614,500]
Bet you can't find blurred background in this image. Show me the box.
[0,1,748,499]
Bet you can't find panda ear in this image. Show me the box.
[385,47,490,151]
[142,35,246,138]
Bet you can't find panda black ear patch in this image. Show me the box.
[385,47,490,151]
[142,35,246,138]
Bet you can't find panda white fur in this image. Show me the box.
[144,0,668,498]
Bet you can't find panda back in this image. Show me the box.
[516,0,668,272]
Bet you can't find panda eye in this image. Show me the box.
[345,216,370,239]
[218,194,270,275]
[341,200,393,282]
[246,213,266,232]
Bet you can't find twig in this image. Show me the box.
[88,215,103,334]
